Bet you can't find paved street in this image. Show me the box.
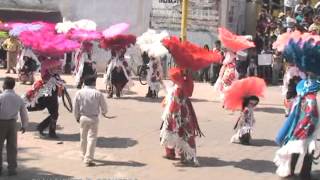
[0,69,319,180]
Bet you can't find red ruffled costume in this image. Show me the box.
[160,37,219,165]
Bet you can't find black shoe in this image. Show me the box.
[37,127,45,137]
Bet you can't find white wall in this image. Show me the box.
[58,0,153,72]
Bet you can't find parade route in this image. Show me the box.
[0,69,319,180]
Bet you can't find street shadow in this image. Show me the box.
[2,147,73,179]
[255,107,285,114]
[58,134,138,148]
[233,159,276,173]
[22,122,63,132]
[10,167,73,180]
[190,98,210,103]
[96,137,138,148]
[197,157,232,167]
[250,139,277,147]
[197,157,276,173]
[93,160,146,167]
[119,96,163,103]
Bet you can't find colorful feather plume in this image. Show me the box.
[162,36,223,71]
[218,27,255,52]
[223,77,266,111]
[9,24,42,36]
[99,34,136,51]
[137,29,169,57]
[272,31,320,52]
[55,19,96,34]
[283,40,320,75]
[102,23,130,38]
[67,29,102,42]
[19,30,80,56]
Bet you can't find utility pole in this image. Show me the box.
[180,0,189,41]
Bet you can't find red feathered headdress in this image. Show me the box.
[223,77,266,111]
[218,27,255,52]
[169,67,194,97]
[99,34,136,51]
[162,36,223,71]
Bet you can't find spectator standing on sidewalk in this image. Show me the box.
[73,75,108,167]
[1,36,20,74]
[199,44,211,82]
[211,41,224,84]
[0,77,28,176]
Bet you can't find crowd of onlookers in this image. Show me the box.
[197,0,320,86]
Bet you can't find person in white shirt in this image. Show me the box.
[73,75,108,166]
[0,77,28,176]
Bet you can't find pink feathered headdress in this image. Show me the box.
[19,30,80,56]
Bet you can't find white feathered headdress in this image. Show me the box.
[55,19,97,34]
[137,29,169,58]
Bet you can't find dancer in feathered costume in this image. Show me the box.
[74,41,97,89]
[225,77,266,145]
[282,63,306,117]
[136,30,169,98]
[100,34,136,98]
[19,29,78,138]
[214,28,255,102]
[160,36,222,166]
[24,58,66,138]
[214,51,238,100]
[274,40,320,179]
[17,48,39,84]
[145,55,163,98]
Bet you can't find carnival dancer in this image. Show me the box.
[214,51,238,101]
[16,48,39,84]
[214,28,255,102]
[104,49,131,98]
[17,23,79,138]
[225,77,266,145]
[160,36,222,166]
[23,58,66,138]
[100,34,136,98]
[74,41,97,89]
[274,40,320,180]
[145,56,163,98]
[282,63,306,116]
[136,30,169,98]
